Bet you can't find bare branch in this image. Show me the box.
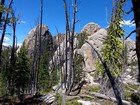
[106,6,109,24]
[125,30,136,40]
[131,18,135,23]
[86,41,123,105]
[121,0,126,3]
[0,0,13,65]
[126,8,134,14]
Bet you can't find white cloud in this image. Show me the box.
[120,20,135,27]
[4,36,10,42]
[2,43,22,47]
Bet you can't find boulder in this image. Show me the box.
[81,22,101,35]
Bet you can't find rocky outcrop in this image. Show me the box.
[50,22,137,85]
[81,22,101,35]
[53,33,65,50]
[77,23,136,84]
[17,24,52,59]
[20,22,137,85]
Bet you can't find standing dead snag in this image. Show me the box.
[9,10,17,95]
[30,0,43,94]
[86,41,123,105]
[131,0,140,82]
[0,0,13,65]
[65,0,77,95]
[63,0,69,89]
[63,0,78,95]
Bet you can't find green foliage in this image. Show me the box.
[55,93,62,105]
[38,39,59,93]
[74,53,85,83]
[0,72,6,95]
[51,65,59,86]
[0,48,11,95]
[131,93,140,104]
[66,100,82,105]
[0,4,12,14]
[88,86,100,92]
[14,43,30,94]
[95,0,125,78]
[124,90,132,100]
[38,52,51,92]
[76,32,88,48]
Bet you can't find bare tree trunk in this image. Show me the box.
[9,11,16,95]
[86,41,123,105]
[30,0,43,94]
[63,0,70,89]
[65,0,77,95]
[0,0,13,65]
[131,0,140,82]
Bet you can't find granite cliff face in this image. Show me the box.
[78,23,136,72]
[81,22,101,35]
[17,24,52,59]
[19,22,137,85]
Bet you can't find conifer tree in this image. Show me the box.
[96,0,125,78]
[38,34,59,92]
[95,0,125,99]
[14,43,30,95]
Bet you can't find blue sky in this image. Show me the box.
[3,0,135,46]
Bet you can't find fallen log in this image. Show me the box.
[86,91,132,105]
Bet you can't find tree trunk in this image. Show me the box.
[63,0,69,89]
[65,0,77,95]
[9,12,16,95]
[86,41,123,105]
[86,91,131,105]
[131,0,140,82]
[0,0,13,65]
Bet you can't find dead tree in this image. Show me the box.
[9,10,16,95]
[0,0,13,65]
[37,0,43,85]
[63,0,69,89]
[86,41,123,105]
[31,0,43,94]
[65,0,77,95]
[131,0,140,82]
[63,0,84,96]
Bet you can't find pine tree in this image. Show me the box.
[0,47,11,95]
[95,0,125,99]
[38,35,58,93]
[14,43,30,95]
[96,0,125,78]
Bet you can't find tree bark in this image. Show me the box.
[86,41,123,105]
[86,91,131,105]
[131,0,140,82]
[9,11,16,95]
[0,0,13,65]
[63,0,69,89]
[65,0,77,95]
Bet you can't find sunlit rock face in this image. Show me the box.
[76,22,136,84]
[19,22,137,85]
[17,24,52,59]
[51,22,136,85]
[81,22,101,35]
